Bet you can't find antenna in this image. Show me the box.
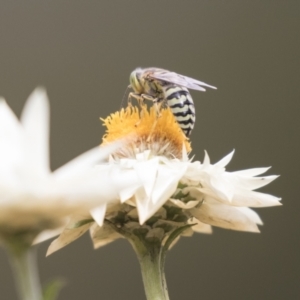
[120,85,131,110]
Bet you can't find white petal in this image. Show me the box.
[0,101,23,171]
[109,167,141,202]
[170,199,200,209]
[231,191,282,207]
[21,88,50,175]
[90,204,107,226]
[54,141,123,180]
[210,176,235,201]
[119,158,136,168]
[233,167,270,177]
[33,226,65,244]
[135,187,152,224]
[136,163,187,224]
[136,150,151,161]
[226,173,279,190]
[180,227,194,237]
[119,185,140,203]
[235,207,263,225]
[196,187,232,204]
[202,151,210,165]
[152,164,187,204]
[90,223,122,249]
[214,150,235,168]
[188,217,212,234]
[47,217,92,255]
[127,208,139,219]
[134,158,159,198]
[182,187,204,201]
[135,186,172,225]
[244,175,279,190]
[182,143,189,161]
[54,169,118,207]
[191,203,260,232]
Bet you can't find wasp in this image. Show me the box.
[128,67,216,137]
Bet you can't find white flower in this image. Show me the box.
[47,106,281,255]
[0,88,123,243]
[91,149,280,238]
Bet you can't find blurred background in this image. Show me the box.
[0,1,299,299]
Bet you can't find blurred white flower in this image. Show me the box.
[0,88,123,244]
[48,106,281,255]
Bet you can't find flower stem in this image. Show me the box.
[130,239,169,300]
[9,246,43,300]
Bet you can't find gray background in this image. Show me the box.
[0,1,299,299]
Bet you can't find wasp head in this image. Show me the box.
[129,68,144,93]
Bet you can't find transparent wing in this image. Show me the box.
[145,68,217,91]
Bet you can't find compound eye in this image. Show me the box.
[130,71,143,93]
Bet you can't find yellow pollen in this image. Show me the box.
[101,106,191,155]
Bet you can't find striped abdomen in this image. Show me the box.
[164,86,195,137]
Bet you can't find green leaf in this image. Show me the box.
[42,278,66,300]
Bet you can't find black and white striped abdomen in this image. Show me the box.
[164,86,195,137]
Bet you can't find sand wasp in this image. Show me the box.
[128,67,216,136]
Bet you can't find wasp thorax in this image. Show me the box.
[129,68,144,93]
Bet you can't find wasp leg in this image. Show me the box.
[140,93,155,102]
[128,93,162,142]
[128,93,149,126]
[127,92,134,107]
[146,97,164,143]
[128,92,144,107]
[128,93,144,126]
[139,94,164,118]
[133,95,164,143]
[152,98,164,119]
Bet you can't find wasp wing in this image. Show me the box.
[147,69,217,91]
